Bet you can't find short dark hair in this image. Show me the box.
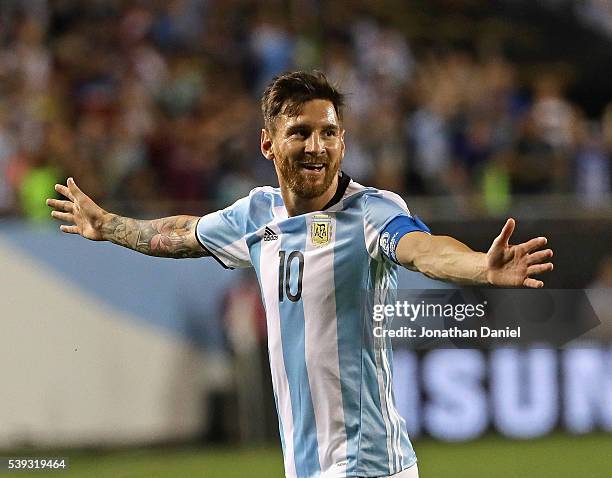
[261,70,345,133]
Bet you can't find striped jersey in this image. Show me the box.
[196,173,424,478]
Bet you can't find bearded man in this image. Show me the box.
[47,71,553,478]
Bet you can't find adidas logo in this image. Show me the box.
[263,226,278,241]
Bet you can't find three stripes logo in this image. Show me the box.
[263,226,278,241]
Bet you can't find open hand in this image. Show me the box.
[486,218,554,288]
[46,177,107,241]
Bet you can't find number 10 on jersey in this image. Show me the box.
[278,250,304,302]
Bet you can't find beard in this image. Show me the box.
[275,154,340,199]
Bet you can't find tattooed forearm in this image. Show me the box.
[100,214,208,258]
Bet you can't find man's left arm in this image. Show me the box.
[396,218,553,288]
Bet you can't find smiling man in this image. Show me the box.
[47,71,553,478]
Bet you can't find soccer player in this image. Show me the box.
[46,71,553,478]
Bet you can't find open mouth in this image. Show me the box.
[301,163,325,172]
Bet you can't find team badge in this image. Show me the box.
[311,214,332,247]
[380,232,390,256]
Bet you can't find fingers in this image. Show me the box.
[527,263,554,276]
[46,198,74,213]
[51,211,74,223]
[521,236,548,253]
[523,278,544,288]
[48,192,77,229]
[521,245,553,289]
[522,262,553,288]
[54,183,74,201]
[67,177,85,199]
[60,225,80,234]
[54,177,83,201]
[47,178,91,238]
[527,248,553,265]
[493,218,515,248]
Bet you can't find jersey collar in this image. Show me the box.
[322,171,351,211]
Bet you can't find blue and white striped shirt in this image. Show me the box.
[196,174,427,478]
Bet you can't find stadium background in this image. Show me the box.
[1,0,612,476]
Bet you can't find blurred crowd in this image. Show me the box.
[1,0,611,221]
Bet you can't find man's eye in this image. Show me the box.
[325,130,337,137]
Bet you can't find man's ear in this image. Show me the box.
[261,128,275,161]
[340,128,346,157]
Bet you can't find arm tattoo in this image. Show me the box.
[101,215,208,259]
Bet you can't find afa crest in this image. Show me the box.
[311,214,332,247]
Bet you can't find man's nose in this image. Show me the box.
[305,132,324,155]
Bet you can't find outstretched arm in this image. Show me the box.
[46,178,209,259]
[396,218,553,288]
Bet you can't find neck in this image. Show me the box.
[281,174,339,217]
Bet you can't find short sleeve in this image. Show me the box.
[363,191,428,263]
[196,195,253,269]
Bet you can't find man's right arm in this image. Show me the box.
[47,178,209,259]
[100,214,208,258]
